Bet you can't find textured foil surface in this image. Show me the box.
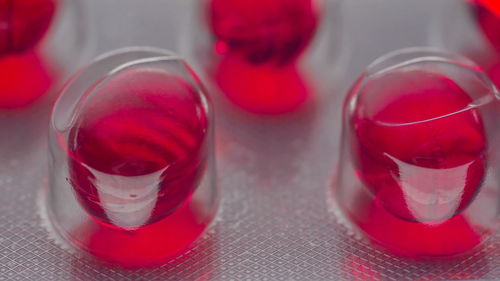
[0,0,498,280]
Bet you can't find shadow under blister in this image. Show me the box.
[68,226,220,279]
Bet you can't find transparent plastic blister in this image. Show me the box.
[180,0,346,116]
[0,0,497,280]
[43,47,218,268]
[333,47,500,258]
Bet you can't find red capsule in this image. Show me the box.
[68,68,208,229]
[351,70,486,222]
[207,0,320,65]
[0,0,57,55]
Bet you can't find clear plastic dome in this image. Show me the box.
[44,47,219,268]
[180,0,345,115]
[333,47,500,257]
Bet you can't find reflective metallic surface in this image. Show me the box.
[0,0,497,280]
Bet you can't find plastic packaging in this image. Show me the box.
[182,0,343,115]
[334,48,500,257]
[45,47,218,268]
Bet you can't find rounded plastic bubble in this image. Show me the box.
[333,47,500,257]
[45,47,218,268]
[180,0,345,115]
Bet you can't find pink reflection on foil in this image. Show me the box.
[66,68,208,229]
[343,255,382,281]
[69,200,209,268]
[351,69,486,223]
[0,50,56,109]
[347,189,483,257]
[212,53,314,115]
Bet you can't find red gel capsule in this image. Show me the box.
[473,0,500,17]
[68,68,208,229]
[472,0,500,52]
[0,0,57,55]
[336,49,500,257]
[349,194,484,256]
[351,70,486,222]
[207,0,320,65]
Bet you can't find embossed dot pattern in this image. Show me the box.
[0,0,497,280]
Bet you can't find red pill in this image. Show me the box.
[0,0,57,55]
[68,68,208,229]
[351,70,486,222]
[472,0,500,53]
[207,0,320,65]
[473,0,500,17]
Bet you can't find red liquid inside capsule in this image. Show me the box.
[351,70,487,222]
[472,0,500,53]
[67,68,208,229]
[0,0,57,55]
[473,0,500,17]
[207,0,320,65]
